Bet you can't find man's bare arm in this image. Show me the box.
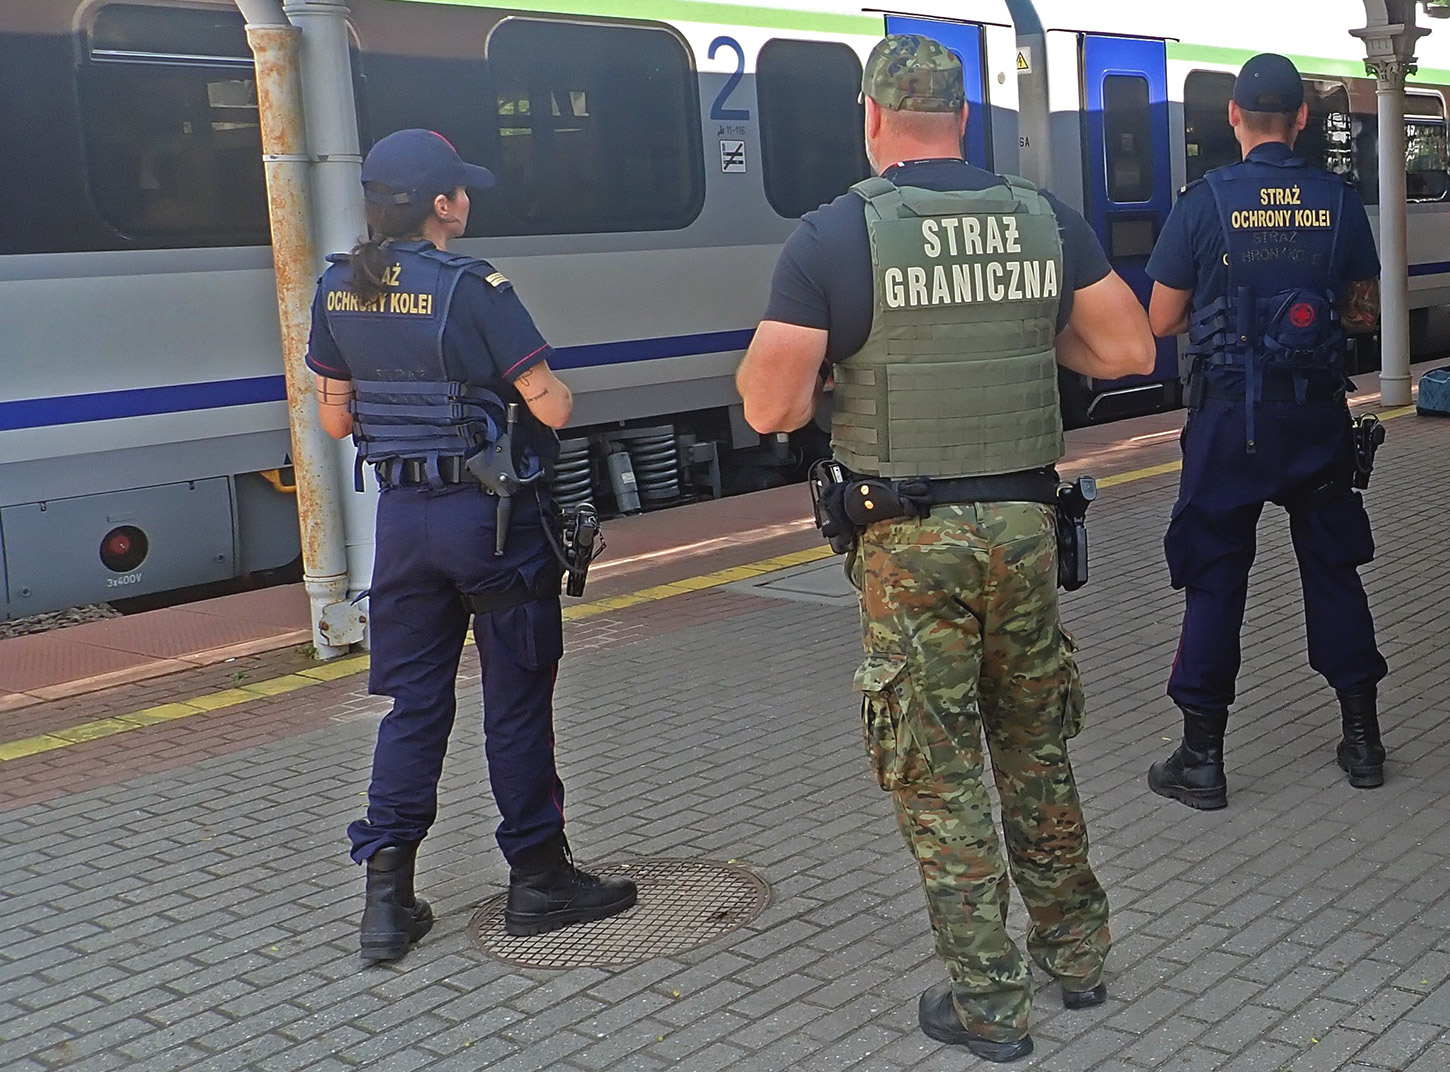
[736,321,830,433]
[315,375,354,439]
[1056,272,1157,379]
[1148,282,1193,338]
[1340,278,1380,335]
[514,362,573,428]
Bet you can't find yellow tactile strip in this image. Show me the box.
[0,404,1417,763]
[0,656,368,763]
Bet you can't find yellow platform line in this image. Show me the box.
[0,656,370,763]
[0,401,1421,763]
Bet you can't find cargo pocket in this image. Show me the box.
[1059,628,1086,740]
[854,653,928,791]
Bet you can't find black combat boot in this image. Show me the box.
[1336,689,1385,788]
[504,835,637,937]
[917,982,1033,1062]
[360,844,434,963]
[1147,706,1228,810]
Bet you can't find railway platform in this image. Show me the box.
[2,363,1448,1072]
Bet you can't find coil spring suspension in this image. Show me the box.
[625,429,681,507]
[553,437,594,510]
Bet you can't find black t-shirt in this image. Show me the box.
[762,158,1112,364]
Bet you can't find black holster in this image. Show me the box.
[1055,477,1098,591]
[1351,414,1385,490]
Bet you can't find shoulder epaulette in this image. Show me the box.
[1178,176,1207,197]
[325,252,350,264]
[463,260,513,291]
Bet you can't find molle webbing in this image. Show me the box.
[350,379,504,489]
[833,175,1065,479]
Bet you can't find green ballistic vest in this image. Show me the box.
[832,174,1066,478]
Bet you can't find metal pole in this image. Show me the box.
[283,0,378,607]
[1353,2,1427,407]
[236,0,350,657]
[1376,62,1413,406]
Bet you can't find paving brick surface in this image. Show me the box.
[1,401,1447,1071]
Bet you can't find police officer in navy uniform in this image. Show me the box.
[306,129,635,963]
[1144,55,1388,810]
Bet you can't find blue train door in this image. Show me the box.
[1080,34,1177,417]
[884,15,992,169]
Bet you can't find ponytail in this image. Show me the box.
[347,183,438,302]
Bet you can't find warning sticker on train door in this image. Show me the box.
[720,140,746,172]
[1016,48,1031,73]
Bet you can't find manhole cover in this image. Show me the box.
[725,559,857,606]
[469,858,770,969]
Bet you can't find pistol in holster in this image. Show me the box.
[1055,475,1098,591]
[559,502,604,598]
[808,459,857,554]
[1351,413,1385,491]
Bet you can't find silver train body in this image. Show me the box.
[3,0,1448,619]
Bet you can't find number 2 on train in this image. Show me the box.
[709,37,750,120]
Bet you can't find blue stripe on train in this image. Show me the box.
[0,328,758,431]
[0,376,289,432]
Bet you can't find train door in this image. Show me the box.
[884,15,992,169]
[1079,34,1177,419]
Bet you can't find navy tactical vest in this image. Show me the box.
[1187,155,1348,451]
[319,241,545,489]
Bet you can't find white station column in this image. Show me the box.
[1376,58,1412,406]
[1353,2,1430,407]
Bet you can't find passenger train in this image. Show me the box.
[3,0,1449,619]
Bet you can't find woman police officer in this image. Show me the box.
[305,129,634,963]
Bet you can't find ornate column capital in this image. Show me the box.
[1365,55,1418,83]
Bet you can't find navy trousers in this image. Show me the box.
[1164,396,1387,714]
[347,483,566,866]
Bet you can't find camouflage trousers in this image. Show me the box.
[848,502,1110,1041]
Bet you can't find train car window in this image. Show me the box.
[1298,79,1355,182]
[80,4,269,246]
[1183,71,1237,183]
[470,19,704,235]
[756,39,868,218]
[1102,75,1154,203]
[1406,94,1448,202]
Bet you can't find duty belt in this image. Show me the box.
[379,455,485,488]
[1189,372,1347,408]
[906,470,1060,510]
[810,462,1059,553]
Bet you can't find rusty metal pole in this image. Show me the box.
[282,0,377,609]
[236,0,351,657]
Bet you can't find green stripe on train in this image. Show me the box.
[1167,41,1450,86]
[389,0,882,34]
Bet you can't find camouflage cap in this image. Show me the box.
[862,34,966,112]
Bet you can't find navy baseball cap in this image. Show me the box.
[360,128,496,205]
[1233,53,1304,113]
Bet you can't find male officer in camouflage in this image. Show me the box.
[736,35,1154,1062]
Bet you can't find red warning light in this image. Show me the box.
[100,526,149,572]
